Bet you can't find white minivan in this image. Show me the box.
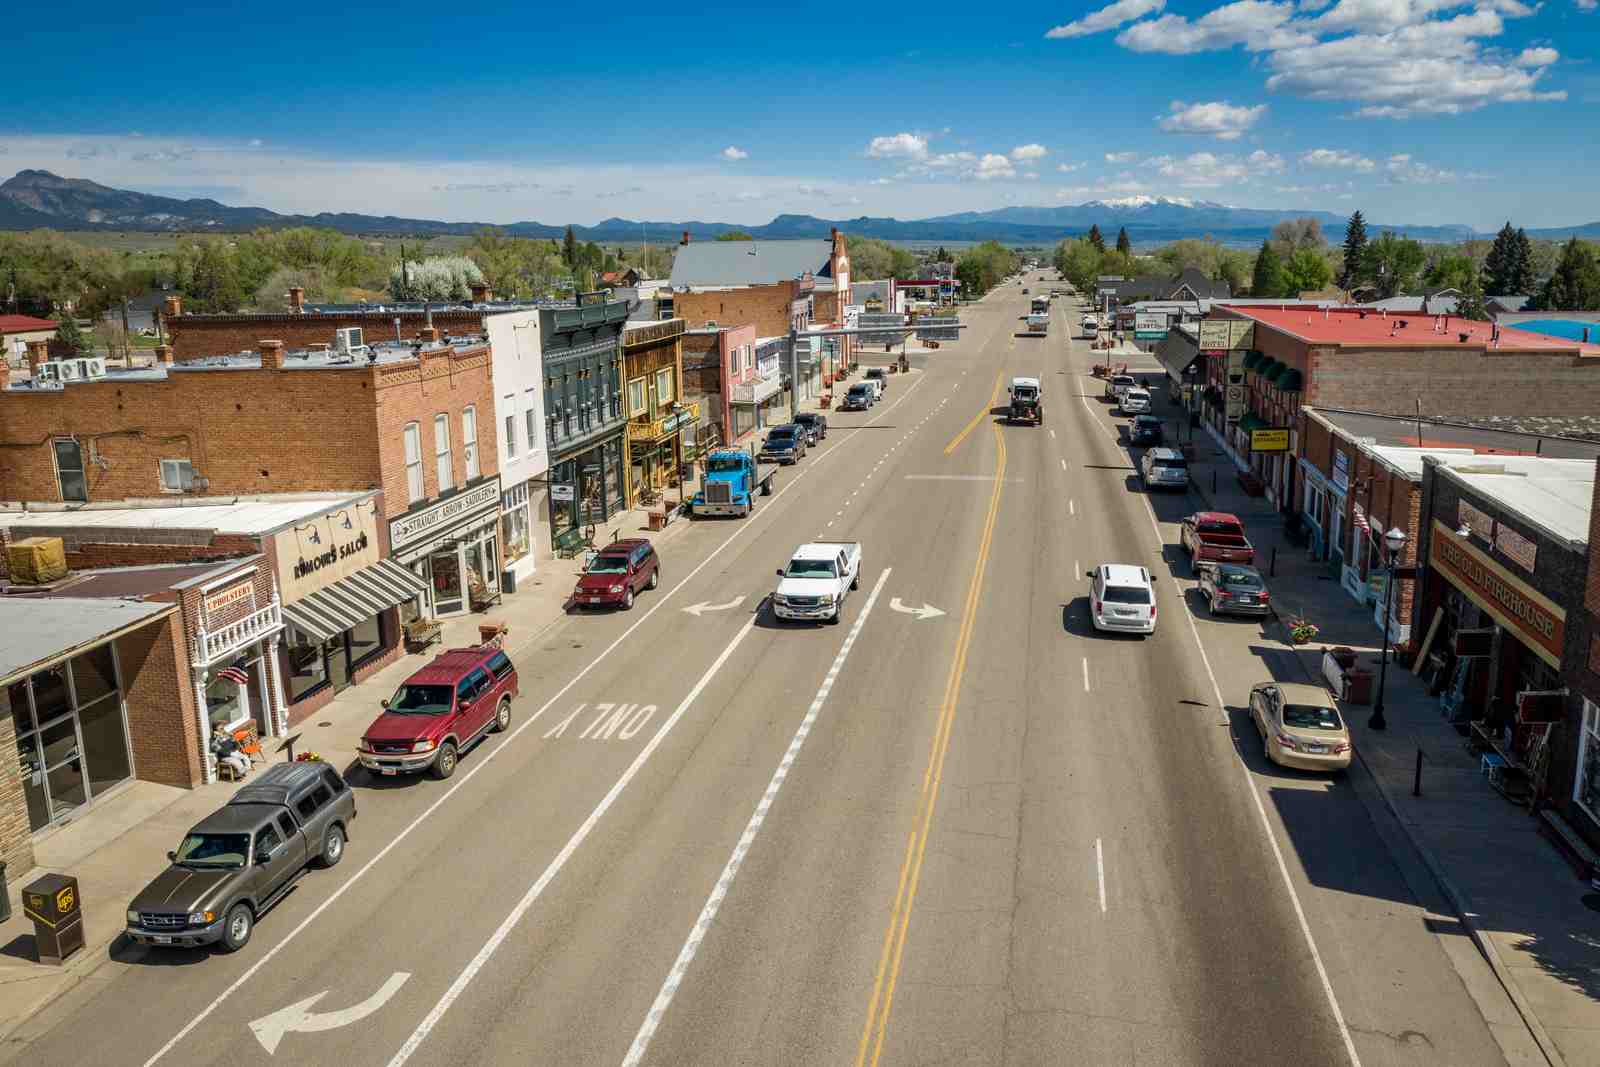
[1088,563,1158,635]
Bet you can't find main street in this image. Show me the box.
[7,279,1523,1067]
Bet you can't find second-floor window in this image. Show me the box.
[159,458,195,493]
[403,422,423,503]
[655,367,675,406]
[628,377,647,417]
[462,405,479,479]
[504,395,518,458]
[53,439,87,502]
[434,414,453,493]
[524,389,538,451]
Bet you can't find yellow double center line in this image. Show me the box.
[943,372,1004,456]
[856,402,1008,1067]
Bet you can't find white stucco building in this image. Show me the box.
[483,308,549,586]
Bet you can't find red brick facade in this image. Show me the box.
[118,611,204,788]
[166,306,489,362]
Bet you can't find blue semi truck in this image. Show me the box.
[691,448,780,518]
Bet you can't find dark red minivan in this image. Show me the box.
[570,538,660,610]
[357,646,517,779]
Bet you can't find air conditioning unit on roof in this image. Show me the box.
[44,360,82,381]
[333,326,368,356]
[76,357,106,379]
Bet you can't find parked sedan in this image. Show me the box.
[1127,415,1163,446]
[571,538,660,610]
[1197,563,1271,617]
[1249,681,1351,771]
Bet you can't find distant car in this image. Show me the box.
[1140,447,1189,490]
[1022,288,1029,294]
[1104,374,1136,401]
[1118,388,1152,415]
[1197,562,1270,617]
[792,412,828,444]
[759,424,807,464]
[1087,563,1157,635]
[840,384,872,411]
[1128,415,1163,446]
[1250,682,1351,771]
[572,538,659,610]
[864,369,887,396]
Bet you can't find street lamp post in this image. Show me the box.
[1369,526,1408,731]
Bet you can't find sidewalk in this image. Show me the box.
[1157,384,1600,1067]
[0,477,711,1047]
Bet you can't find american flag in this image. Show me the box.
[216,659,250,685]
[1352,504,1371,540]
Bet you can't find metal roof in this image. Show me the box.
[0,493,368,536]
[1305,407,1600,459]
[1438,458,1595,547]
[670,240,834,288]
[0,596,175,684]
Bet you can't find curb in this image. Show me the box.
[1271,617,1567,1067]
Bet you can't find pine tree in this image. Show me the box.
[1455,274,1490,321]
[1338,210,1367,290]
[562,226,577,268]
[1088,225,1106,254]
[1509,228,1536,295]
[1116,227,1131,255]
[1480,222,1518,294]
[1251,240,1285,298]
[54,314,88,356]
[1530,238,1600,311]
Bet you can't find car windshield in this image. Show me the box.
[174,832,250,869]
[785,558,837,578]
[1284,702,1343,731]
[1219,570,1264,590]
[1102,586,1152,604]
[795,415,818,426]
[1014,387,1037,399]
[387,684,454,715]
[587,554,630,575]
[707,457,744,474]
[1152,457,1186,469]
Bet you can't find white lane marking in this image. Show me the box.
[1095,838,1107,914]
[250,973,411,1056]
[387,616,762,1067]
[1082,657,1090,692]
[143,345,935,1067]
[680,596,745,617]
[1075,560,1080,581]
[1070,366,1363,1067]
[1060,458,1067,471]
[622,569,893,1066]
[1069,499,1076,516]
[1049,429,1057,440]
[888,597,946,621]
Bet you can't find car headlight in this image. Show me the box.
[609,584,624,594]
[818,594,835,605]
[188,910,215,925]
[411,739,436,753]
[773,594,788,605]
[128,908,140,924]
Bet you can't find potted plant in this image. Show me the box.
[1288,619,1320,645]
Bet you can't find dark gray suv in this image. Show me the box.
[126,762,356,953]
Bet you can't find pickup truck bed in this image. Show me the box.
[1180,511,1255,572]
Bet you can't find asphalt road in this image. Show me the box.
[5,275,1522,1067]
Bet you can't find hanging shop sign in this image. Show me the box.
[1332,450,1351,493]
[388,476,502,556]
[550,484,576,503]
[1198,320,1255,351]
[204,579,255,616]
[1495,521,1538,573]
[1458,499,1494,543]
[1249,427,1290,453]
[1429,520,1565,669]
[1134,312,1169,340]
[276,501,382,601]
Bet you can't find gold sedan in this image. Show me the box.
[1249,682,1352,772]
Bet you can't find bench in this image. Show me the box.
[404,619,443,653]
[553,527,593,559]
[1539,808,1599,880]
[470,589,503,613]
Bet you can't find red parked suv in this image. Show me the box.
[357,645,518,779]
[570,538,660,610]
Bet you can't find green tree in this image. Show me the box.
[54,314,89,356]
[388,255,484,302]
[1282,247,1334,294]
[1054,237,1102,295]
[934,246,953,263]
[954,240,1021,298]
[889,247,918,279]
[1153,238,1223,280]
[562,226,578,267]
[1509,228,1536,294]
[1455,275,1490,321]
[1424,251,1476,292]
[173,239,247,312]
[1250,240,1285,297]
[844,236,894,280]
[1530,238,1600,311]
[1218,249,1252,296]
[1116,227,1131,255]
[714,230,755,241]
[1087,225,1106,254]
[1270,218,1326,258]
[1360,231,1426,299]
[1338,210,1368,291]
[1480,223,1536,295]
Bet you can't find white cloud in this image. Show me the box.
[1515,46,1559,67]
[975,153,1018,180]
[1010,143,1049,161]
[1117,0,1313,54]
[869,177,894,185]
[1046,0,1166,38]
[1153,151,1253,186]
[1105,151,1140,163]
[796,184,824,195]
[721,146,748,160]
[1248,149,1287,173]
[1384,153,1457,183]
[866,132,929,160]
[1158,99,1267,139]
[1058,161,1085,172]
[132,148,193,163]
[1300,148,1376,170]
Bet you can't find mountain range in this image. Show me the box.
[3,169,1597,247]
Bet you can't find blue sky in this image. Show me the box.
[2,0,1595,230]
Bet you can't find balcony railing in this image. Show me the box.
[196,600,283,665]
[550,302,629,332]
[627,401,699,444]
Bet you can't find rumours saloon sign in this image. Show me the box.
[274,501,382,602]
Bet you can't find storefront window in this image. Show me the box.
[285,627,327,703]
[551,459,578,535]
[1577,699,1600,825]
[604,438,624,511]
[349,615,384,668]
[431,548,464,614]
[7,645,132,832]
[205,673,247,731]
[503,502,532,563]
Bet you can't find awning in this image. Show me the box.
[282,558,428,642]
[1278,368,1304,392]
[1238,413,1269,433]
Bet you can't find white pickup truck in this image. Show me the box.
[772,541,863,625]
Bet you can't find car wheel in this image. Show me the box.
[431,741,458,780]
[851,574,860,591]
[317,823,345,868]
[493,696,511,733]
[828,606,843,625]
[648,568,659,590]
[220,903,253,953]
[623,588,635,610]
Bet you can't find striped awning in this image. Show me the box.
[282,558,428,642]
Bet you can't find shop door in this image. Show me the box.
[429,548,465,616]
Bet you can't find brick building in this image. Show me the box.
[682,324,761,449]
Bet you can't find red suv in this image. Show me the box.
[571,538,660,610]
[357,646,517,779]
